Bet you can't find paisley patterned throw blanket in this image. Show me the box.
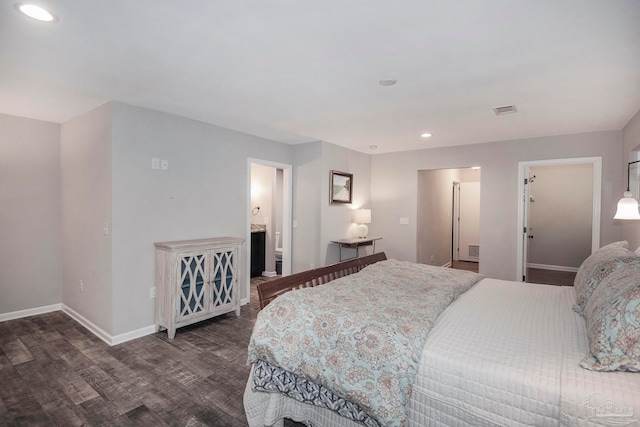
[247,259,483,427]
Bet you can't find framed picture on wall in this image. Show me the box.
[330,170,353,204]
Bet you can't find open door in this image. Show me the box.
[458,182,480,262]
[516,157,601,282]
[452,181,480,263]
[521,168,531,282]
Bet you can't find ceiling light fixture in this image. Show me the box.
[420,133,432,138]
[379,78,397,87]
[15,3,58,22]
[369,145,378,150]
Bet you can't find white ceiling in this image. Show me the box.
[1,1,639,154]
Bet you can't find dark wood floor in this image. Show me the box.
[450,260,575,286]
[0,266,575,426]
[0,283,267,426]
[450,260,479,272]
[526,268,576,286]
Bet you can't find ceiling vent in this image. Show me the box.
[493,105,518,115]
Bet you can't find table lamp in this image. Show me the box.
[352,209,371,238]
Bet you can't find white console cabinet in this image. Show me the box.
[154,237,244,339]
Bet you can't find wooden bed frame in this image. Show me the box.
[257,252,387,309]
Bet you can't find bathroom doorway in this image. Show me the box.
[247,159,292,302]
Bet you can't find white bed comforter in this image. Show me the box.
[245,278,640,427]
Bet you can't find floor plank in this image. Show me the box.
[3,338,34,365]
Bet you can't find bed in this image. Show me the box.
[244,245,640,427]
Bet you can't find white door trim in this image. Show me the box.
[247,159,293,303]
[452,182,460,262]
[516,157,601,282]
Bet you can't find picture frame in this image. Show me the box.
[330,170,353,204]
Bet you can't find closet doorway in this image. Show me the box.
[417,167,481,270]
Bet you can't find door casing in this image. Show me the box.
[516,157,601,282]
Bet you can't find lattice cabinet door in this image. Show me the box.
[155,237,244,339]
[177,252,209,322]
[209,249,238,315]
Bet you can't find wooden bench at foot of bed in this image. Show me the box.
[257,252,387,309]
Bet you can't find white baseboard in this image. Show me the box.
[61,305,113,346]
[3,299,257,346]
[527,263,579,273]
[442,261,452,268]
[2,303,156,346]
[62,305,157,346]
[0,303,62,322]
[111,325,157,346]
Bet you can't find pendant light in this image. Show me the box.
[614,160,640,220]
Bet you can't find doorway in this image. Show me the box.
[417,167,481,270]
[517,157,602,282]
[453,181,481,263]
[247,159,292,304]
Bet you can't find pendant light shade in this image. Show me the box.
[614,160,640,220]
[614,191,640,220]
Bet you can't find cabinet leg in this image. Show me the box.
[168,328,176,339]
[235,304,241,317]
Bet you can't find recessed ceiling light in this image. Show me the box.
[379,78,397,87]
[472,166,481,170]
[369,145,378,150]
[420,133,432,138]
[15,3,58,22]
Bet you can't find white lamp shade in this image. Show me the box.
[614,191,640,220]
[352,209,371,224]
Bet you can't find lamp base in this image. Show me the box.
[357,224,369,238]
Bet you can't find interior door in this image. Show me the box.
[458,182,480,262]
[522,169,531,282]
[452,182,460,262]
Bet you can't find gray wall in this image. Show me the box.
[417,169,459,266]
[291,141,372,269]
[2,102,634,339]
[109,102,294,335]
[58,101,296,335]
[528,163,593,268]
[0,114,62,314]
[370,131,624,281]
[292,142,322,272]
[61,104,114,333]
[321,142,371,265]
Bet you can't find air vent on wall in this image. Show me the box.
[469,245,479,258]
[493,105,518,115]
